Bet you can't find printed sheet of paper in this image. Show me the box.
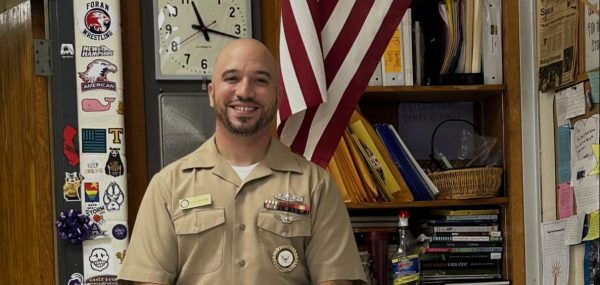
[555,83,586,121]
[564,214,585,245]
[537,0,578,91]
[558,183,574,219]
[542,220,570,285]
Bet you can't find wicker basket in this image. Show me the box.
[429,166,503,199]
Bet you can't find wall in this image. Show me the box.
[0,0,55,283]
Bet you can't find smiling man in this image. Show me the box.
[118,39,366,285]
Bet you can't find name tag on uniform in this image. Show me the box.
[179,194,212,210]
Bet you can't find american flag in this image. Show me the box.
[277,0,411,167]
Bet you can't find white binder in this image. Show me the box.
[368,61,383,86]
[402,8,414,86]
[482,0,503,84]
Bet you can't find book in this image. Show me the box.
[426,241,502,247]
[402,8,414,86]
[432,231,502,237]
[433,225,498,233]
[429,235,503,242]
[424,247,503,253]
[349,111,414,202]
[374,123,435,200]
[421,260,500,269]
[430,209,500,216]
[387,125,440,196]
[421,252,502,261]
[438,214,499,221]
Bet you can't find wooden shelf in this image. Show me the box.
[345,197,509,210]
[362,84,505,102]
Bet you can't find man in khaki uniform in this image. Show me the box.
[118,39,366,285]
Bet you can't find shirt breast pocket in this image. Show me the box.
[256,210,311,273]
[173,208,225,274]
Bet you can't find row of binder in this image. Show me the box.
[369,0,503,87]
[328,110,439,203]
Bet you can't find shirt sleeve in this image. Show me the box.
[118,173,178,285]
[305,172,367,284]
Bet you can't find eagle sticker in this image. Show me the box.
[79,59,117,91]
[81,2,113,41]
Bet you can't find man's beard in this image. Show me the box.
[216,98,276,137]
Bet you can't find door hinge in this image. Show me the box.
[34,39,51,76]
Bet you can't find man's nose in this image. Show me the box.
[235,78,254,98]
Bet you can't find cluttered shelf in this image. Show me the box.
[363,84,505,102]
[345,197,509,210]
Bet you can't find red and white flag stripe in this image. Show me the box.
[277,0,410,167]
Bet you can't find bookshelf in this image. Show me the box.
[238,0,523,283]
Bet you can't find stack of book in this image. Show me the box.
[417,209,504,284]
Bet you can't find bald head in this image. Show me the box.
[212,39,278,83]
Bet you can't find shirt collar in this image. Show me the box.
[181,135,303,174]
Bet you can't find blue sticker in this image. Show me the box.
[112,224,127,240]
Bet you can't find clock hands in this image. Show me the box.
[191,1,210,41]
[191,24,240,39]
[177,21,216,47]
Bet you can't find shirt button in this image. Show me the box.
[239,260,246,267]
[281,225,289,236]
[239,224,246,231]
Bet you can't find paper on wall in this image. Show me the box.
[554,83,586,122]
[541,219,570,285]
[564,214,585,245]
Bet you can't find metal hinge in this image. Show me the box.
[34,39,51,76]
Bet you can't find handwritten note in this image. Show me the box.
[572,114,599,161]
[555,83,586,121]
[558,183,574,219]
[542,220,569,285]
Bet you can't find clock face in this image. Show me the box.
[154,0,251,80]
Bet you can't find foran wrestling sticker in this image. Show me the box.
[63,172,83,201]
[79,59,117,92]
[80,2,113,41]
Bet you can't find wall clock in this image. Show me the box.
[153,0,252,80]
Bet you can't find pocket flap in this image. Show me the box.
[174,208,225,235]
[257,211,311,237]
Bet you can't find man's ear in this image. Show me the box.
[208,83,215,108]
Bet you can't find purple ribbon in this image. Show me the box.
[55,209,93,244]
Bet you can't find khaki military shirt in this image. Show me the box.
[118,137,366,284]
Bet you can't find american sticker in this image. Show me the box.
[79,59,117,92]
